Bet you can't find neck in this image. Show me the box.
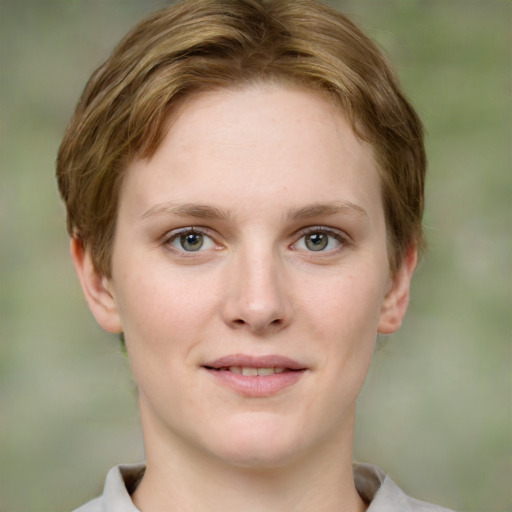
[132,406,367,512]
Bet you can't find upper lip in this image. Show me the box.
[203,354,307,370]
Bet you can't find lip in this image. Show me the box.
[202,354,308,397]
[204,354,306,370]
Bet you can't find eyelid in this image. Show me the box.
[298,225,350,239]
[162,225,207,237]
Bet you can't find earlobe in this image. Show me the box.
[377,246,418,335]
[70,237,123,333]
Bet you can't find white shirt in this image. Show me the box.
[73,462,454,511]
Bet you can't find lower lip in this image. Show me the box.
[204,368,306,397]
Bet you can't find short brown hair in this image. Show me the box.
[57,0,426,277]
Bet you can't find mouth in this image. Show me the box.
[209,366,288,376]
[202,354,307,397]
[203,354,307,373]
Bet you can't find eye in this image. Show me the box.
[166,229,216,252]
[294,228,344,252]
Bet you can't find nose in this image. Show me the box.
[221,248,293,335]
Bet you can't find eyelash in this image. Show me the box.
[161,226,350,255]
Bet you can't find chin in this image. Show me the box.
[219,443,302,470]
[205,412,308,470]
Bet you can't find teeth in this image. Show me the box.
[257,367,275,376]
[228,367,286,376]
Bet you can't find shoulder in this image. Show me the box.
[71,464,145,512]
[354,463,455,512]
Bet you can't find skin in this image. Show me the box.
[72,83,417,512]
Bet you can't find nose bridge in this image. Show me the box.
[222,242,292,333]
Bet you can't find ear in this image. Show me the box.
[70,237,123,333]
[378,245,418,335]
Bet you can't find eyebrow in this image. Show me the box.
[141,200,368,222]
[287,201,368,221]
[141,202,232,221]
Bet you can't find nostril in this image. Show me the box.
[234,318,282,326]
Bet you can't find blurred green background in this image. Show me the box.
[0,1,510,511]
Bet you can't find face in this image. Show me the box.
[74,84,415,470]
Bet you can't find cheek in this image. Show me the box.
[112,261,219,359]
[301,267,387,340]
[299,266,386,393]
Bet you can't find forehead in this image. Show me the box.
[120,84,382,222]
[164,83,372,165]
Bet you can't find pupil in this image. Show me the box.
[181,232,203,251]
[306,233,328,251]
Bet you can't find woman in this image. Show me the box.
[57,0,453,510]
